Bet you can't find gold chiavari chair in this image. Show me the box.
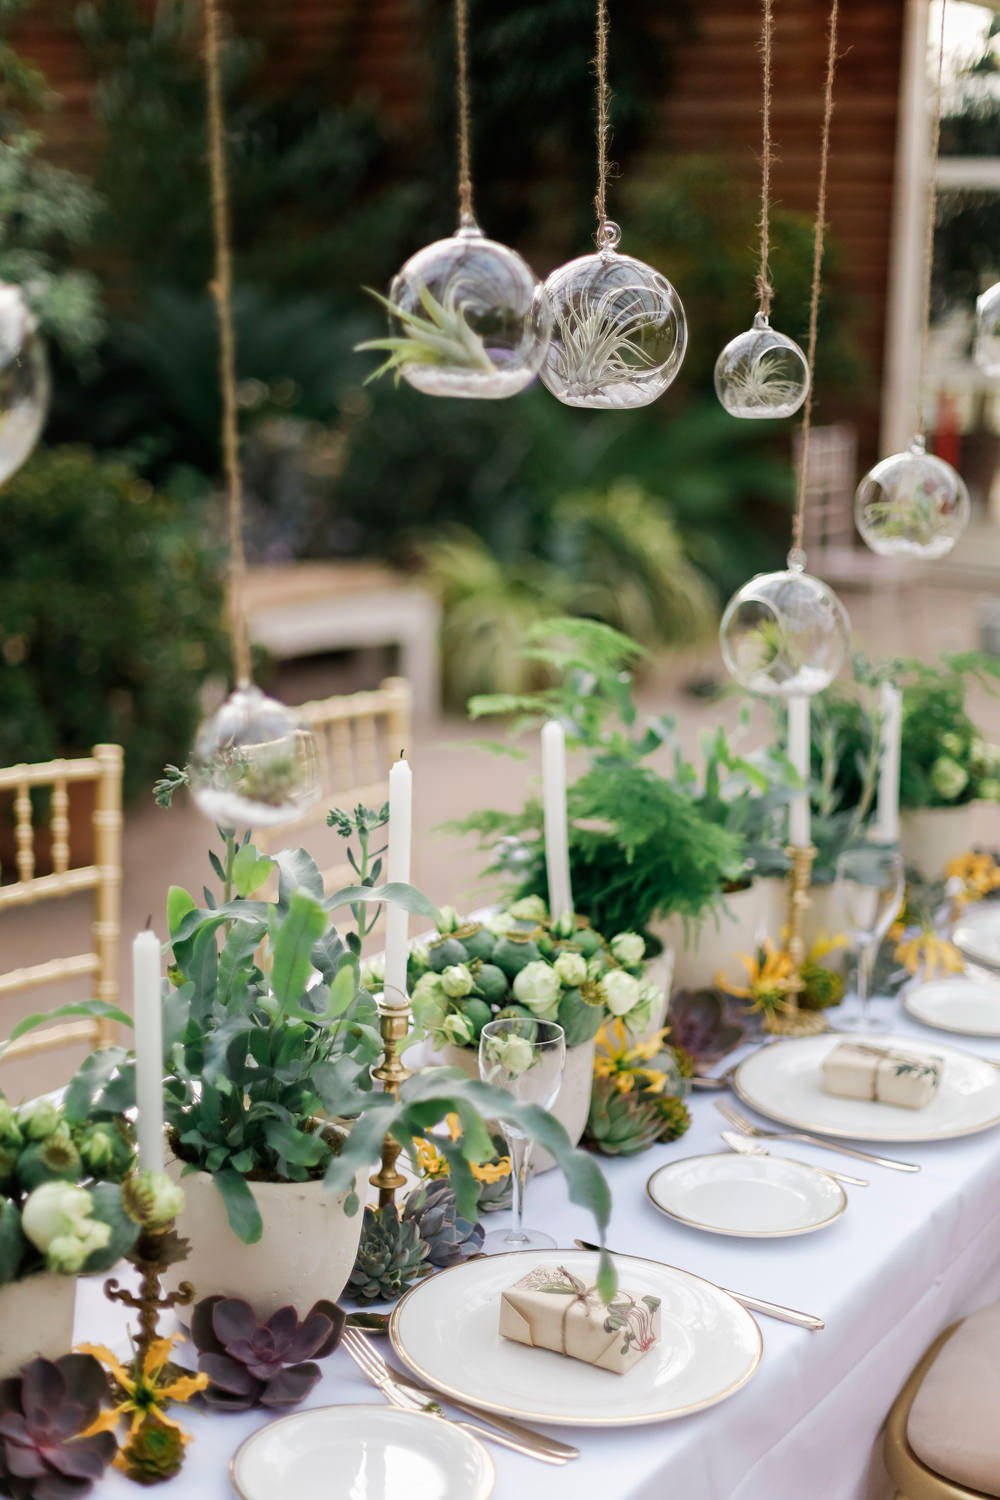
[255,678,412,895]
[0,745,123,1064]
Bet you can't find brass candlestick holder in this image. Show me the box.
[370,999,413,1208]
[765,842,829,1037]
[103,1223,195,1366]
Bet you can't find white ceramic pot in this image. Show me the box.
[651,884,764,993]
[163,1157,367,1318]
[434,1038,596,1175]
[900,804,976,879]
[630,946,675,1043]
[0,1273,76,1377]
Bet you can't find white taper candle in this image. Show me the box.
[542,720,574,922]
[875,681,903,844]
[383,757,413,1009]
[788,696,811,848]
[133,928,164,1174]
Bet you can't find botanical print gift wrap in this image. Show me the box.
[821,1041,943,1110]
[499,1265,660,1374]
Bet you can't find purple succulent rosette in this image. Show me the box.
[191,1296,345,1411]
[0,1354,116,1500]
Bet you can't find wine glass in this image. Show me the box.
[478,1017,566,1253]
[835,846,905,1031]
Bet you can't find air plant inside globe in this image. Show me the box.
[188,684,321,830]
[854,438,970,560]
[714,314,810,420]
[719,566,850,697]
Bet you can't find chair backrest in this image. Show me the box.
[255,678,412,894]
[793,423,859,551]
[0,744,123,1063]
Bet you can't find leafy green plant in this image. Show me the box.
[894,654,1000,809]
[451,618,750,934]
[80,820,613,1289]
[546,286,663,399]
[0,446,229,798]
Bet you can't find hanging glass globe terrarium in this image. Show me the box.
[714,312,809,419]
[189,684,321,830]
[854,437,970,560]
[539,221,686,409]
[975,281,1000,378]
[0,282,49,486]
[359,219,552,399]
[720,560,850,697]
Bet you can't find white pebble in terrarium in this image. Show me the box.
[540,222,686,409]
[854,438,970,560]
[361,222,551,399]
[714,313,809,420]
[190,685,321,829]
[720,567,850,697]
[0,282,48,486]
[975,281,1000,378]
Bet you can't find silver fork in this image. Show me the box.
[340,1328,575,1465]
[720,1129,869,1186]
[715,1100,921,1172]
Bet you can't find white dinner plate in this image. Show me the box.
[389,1248,762,1427]
[230,1404,495,1500]
[903,975,1000,1037]
[646,1151,847,1237]
[954,906,1000,972]
[733,1032,1000,1142]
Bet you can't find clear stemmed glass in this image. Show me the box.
[835,846,905,1031]
[478,1017,566,1253]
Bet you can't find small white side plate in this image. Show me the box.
[954,906,1000,972]
[904,975,1000,1037]
[647,1152,847,1237]
[230,1404,495,1500]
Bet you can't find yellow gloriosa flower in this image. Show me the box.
[716,938,795,1014]
[412,1112,511,1185]
[78,1335,208,1459]
[894,928,964,978]
[946,850,1000,905]
[593,1019,674,1094]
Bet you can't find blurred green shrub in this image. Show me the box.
[0,446,229,798]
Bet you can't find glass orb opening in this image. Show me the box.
[975,282,1000,378]
[190,685,322,830]
[720,568,850,697]
[854,440,970,560]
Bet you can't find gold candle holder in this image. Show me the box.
[765,843,829,1037]
[370,1001,413,1208]
[103,1223,195,1366]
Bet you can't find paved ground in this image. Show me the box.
[4,567,1000,1101]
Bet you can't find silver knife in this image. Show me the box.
[573,1239,824,1331]
[720,1129,869,1186]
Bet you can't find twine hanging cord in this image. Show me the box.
[593,0,611,234]
[455,0,475,223]
[916,0,948,439]
[756,0,775,317]
[791,0,840,561]
[203,0,251,689]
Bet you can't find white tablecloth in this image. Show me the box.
[74,999,1000,1500]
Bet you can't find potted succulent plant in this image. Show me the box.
[84,813,614,1313]
[401,896,656,1169]
[0,1085,146,1377]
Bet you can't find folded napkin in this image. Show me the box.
[821,1040,943,1110]
[499,1265,660,1374]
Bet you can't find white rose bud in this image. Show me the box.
[487,1032,535,1078]
[554,951,588,988]
[135,1171,186,1227]
[442,1011,475,1046]
[441,964,474,999]
[0,1099,20,1143]
[22,1182,111,1273]
[513,960,562,1016]
[602,969,642,1017]
[509,896,549,923]
[611,932,646,967]
[412,971,446,1004]
[437,905,460,934]
[485,911,516,936]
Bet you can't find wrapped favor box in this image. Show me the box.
[499,1265,660,1374]
[821,1041,942,1110]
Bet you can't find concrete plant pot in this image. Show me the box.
[900,805,976,879]
[0,1273,76,1378]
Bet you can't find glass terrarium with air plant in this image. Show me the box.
[540,222,686,410]
[720,567,850,697]
[0,281,48,486]
[714,312,810,420]
[854,439,971,560]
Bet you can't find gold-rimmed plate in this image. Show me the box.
[733,1032,1000,1142]
[389,1248,762,1427]
[230,1404,495,1500]
[647,1152,847,1238]
[903,975,1000,1038]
